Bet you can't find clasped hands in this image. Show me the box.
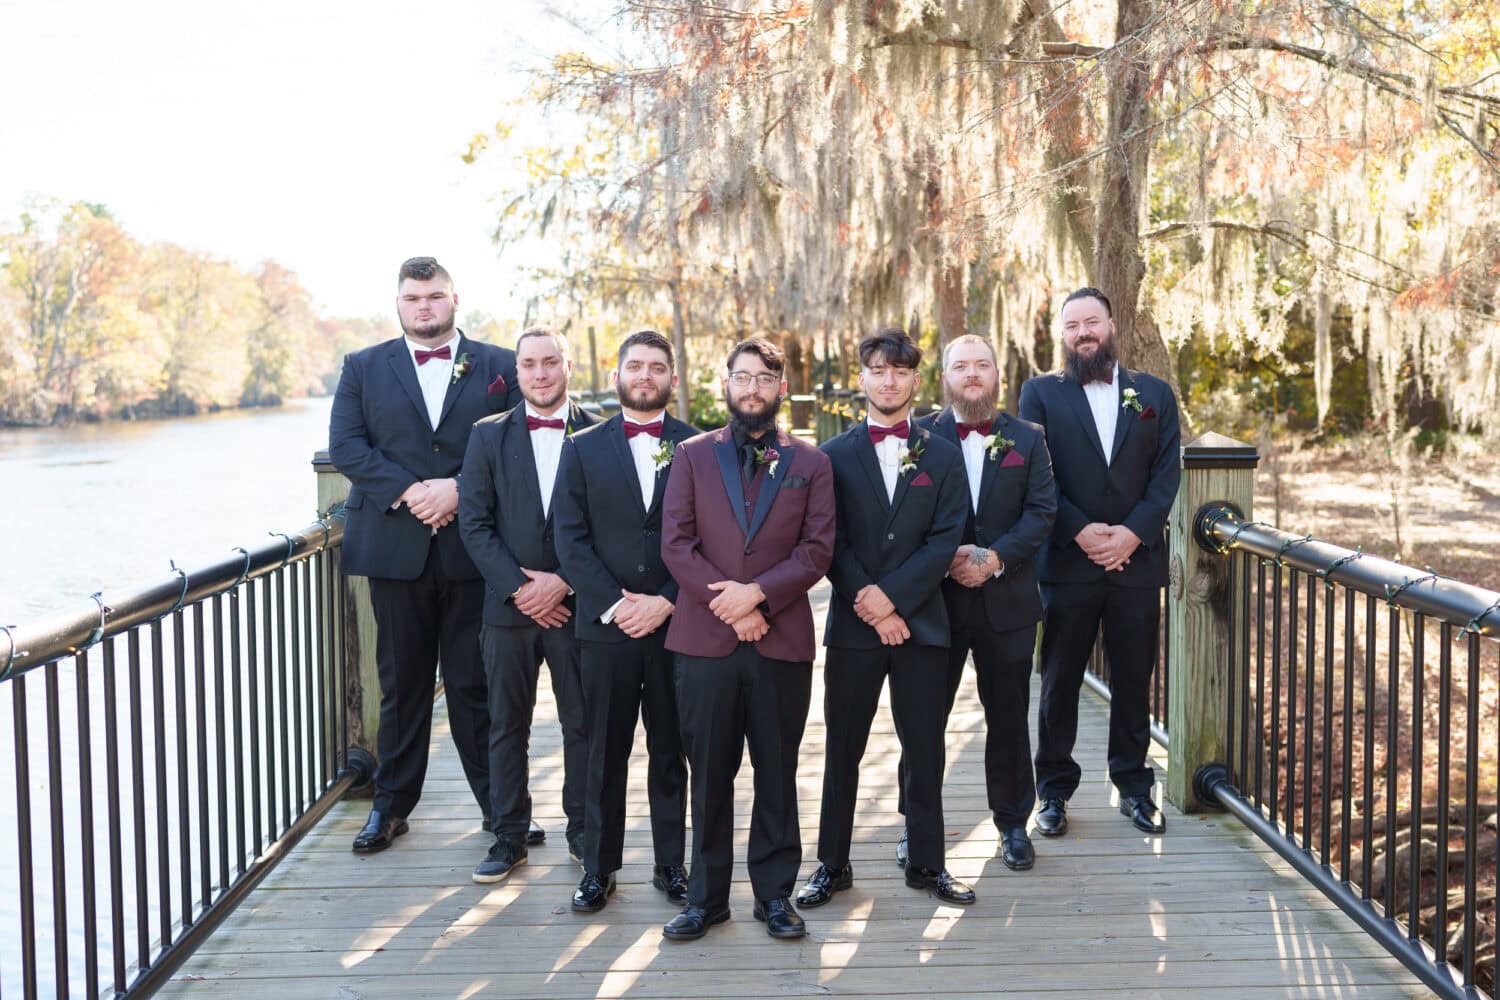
[1076,522,1141,572]
[707,579,769,642]
[399,478,459,529]
[514,569,572,629]
[613,590,673,639]
[948,544,1000,588]
[854,584,909,646]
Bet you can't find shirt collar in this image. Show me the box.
[524,400,568,422]
[623,411,666,426]
[403,331,459,361]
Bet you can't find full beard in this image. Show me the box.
[401,314,456,342]
[725,388,784,436]
[945,382,1000,425]
[621,379,672,413]
[1064,337,1118,384]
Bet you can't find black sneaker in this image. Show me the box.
[472,837,526,884]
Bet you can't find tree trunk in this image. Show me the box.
[668,274,690,421]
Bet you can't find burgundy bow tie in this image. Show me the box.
[623,420,663,439]
[1082,370,1114,386]
[526,415,565,432]
[957,421,992,439]
[868,420,910,444]
[414,345,451,366]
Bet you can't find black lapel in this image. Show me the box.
[606,415,648,518]
[1109,369,1134,463]
[886,424,927,523]
[647,415,694,518]
[976,411,1006,510]
[713,431,750,537]
[744,432,791,546]
[1061,376,1110,465]
[385,339,430,426]
[506,406,546,523]
[435,334,471,429]
[853,422,891,514]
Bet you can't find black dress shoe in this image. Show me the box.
[572,871,616,913]
[894,829,909,869]
[652,864,689,904]
[999,826,1035,871]
[795,863,852,908]
[351,810,409,853]
[472,837,527,883]
[905,865,976,905]
[527,820,546,845]
[1035,797,1068,837]
[1120,794,1166,834]
[753,896,806,939]
[662,905,731,941]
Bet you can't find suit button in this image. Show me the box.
[887,532,895,540]
[431,444,440,453]
[637,564,646,573]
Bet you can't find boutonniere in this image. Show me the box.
[897,436,925,476]
[451,352,473,384]
[754,445,781,479]
[1121,388,1143,413]
[651,439,673,474]
[983,433,1016,462]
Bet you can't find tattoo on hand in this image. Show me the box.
[967,548,990,567]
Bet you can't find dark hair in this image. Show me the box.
[725,337,785,375]
[858,327,923,369]
[1062,287,1111,317]
[397,256,452,288]
[618,330,674,369]
[517,326,568,354]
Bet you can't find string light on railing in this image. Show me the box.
[0,623,18,683]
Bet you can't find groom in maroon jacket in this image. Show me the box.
[659,337,835,942]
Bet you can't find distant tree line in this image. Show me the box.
[0,199,392,426]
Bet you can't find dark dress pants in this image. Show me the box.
[366,545,490,819]
[675,646,811,913]
[579,632,687,875]
[819,643,949,873]
[1034,580,1160,801]
[480,621,588,843]
[899,590,1039,828]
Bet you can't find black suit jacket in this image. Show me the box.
[552,413,701,643]
[1018,368,1181,588]
[329,333,519,581]
[457,401,600,626]
[919,407,1057,632]
[821,421,967,649]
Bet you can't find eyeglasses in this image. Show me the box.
[727,372,781,388]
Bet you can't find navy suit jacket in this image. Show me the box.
[552,413,701,643]
[328,333,519,581]
[821,420,968,649]
[918,407,1057,632]
[1018,368,1181,589]
[458,401,600,627]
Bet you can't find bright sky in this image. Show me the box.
[0,0,616,321]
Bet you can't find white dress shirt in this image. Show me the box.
[526,402,566,518]
[1082,363,1120,466]
[625,411,666,510]
[404,332,459,430]
[868,416,906,502]
[959,425,988,512]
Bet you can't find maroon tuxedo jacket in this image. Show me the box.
[661,426,835,662]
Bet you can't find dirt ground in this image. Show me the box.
[1255,434,1500,596]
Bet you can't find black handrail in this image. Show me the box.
[1,513,371,997]
[1195,505,1499,998]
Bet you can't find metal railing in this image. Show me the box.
[1193,508,1500,999]
[1082,581,1171,745]
[0,515,371,997]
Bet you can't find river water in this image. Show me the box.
[0,398,335,996]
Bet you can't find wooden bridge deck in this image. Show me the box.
[166,593,1431,998]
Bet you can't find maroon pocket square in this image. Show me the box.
[1000,449,1025,468]
[487,373,508,396]
[1138,405,1156,421]
[911,471,934,487]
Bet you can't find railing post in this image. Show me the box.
[1166,432,1258,812]
[312,450,381,769]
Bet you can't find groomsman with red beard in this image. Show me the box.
[1020,288,1181,838]
[553,331,700,913]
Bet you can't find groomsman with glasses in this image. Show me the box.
[553,330,699,913]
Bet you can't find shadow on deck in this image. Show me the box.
[163,595,1432,998]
